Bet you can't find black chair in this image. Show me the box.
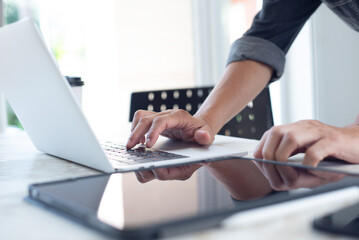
[129,86,273,140]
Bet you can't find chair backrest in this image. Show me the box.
[129,86,273,140]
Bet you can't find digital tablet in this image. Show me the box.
[313,202,359,237]
[27,158,359,239]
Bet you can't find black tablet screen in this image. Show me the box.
[29,158,359,235]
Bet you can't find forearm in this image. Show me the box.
[194,60,273,134]
[195,60,273,200]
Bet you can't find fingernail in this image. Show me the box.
[126,139,132,149]
[146,136,151,147]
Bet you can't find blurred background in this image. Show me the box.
[2,0,268,137]
[2,0,359,136]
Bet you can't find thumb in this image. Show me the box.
[194,129,213,145]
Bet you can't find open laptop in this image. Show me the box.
[0,18,248,173]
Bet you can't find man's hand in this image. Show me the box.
[254,119,359,167]
[126,109,215,149]
[126,109,214,183]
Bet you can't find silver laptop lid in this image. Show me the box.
[0,19,114,172]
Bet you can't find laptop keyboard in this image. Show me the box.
[101,142,188,166]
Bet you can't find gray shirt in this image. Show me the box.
[227,0,359,82]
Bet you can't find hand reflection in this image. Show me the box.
[254,161,346,191]
[134,163,202,183]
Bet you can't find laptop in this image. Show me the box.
[0,18,248,173]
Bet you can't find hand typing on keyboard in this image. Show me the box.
[126,109,214,149]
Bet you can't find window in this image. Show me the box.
[228,0,262,44]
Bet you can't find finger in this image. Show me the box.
[275,165,300,188]
[135,171,151,183]
[194,129,213,145]
[278,168,325,189]
[166,127,213,145]
[262,126,285,160]
[134,171,145,183]
[128,110,171,148]
[150,164,201,181]
[137,170,156,183]
[261,162,285,190]
[303,138,335,167]
[274,132,300,162]
[152,168,172,180]
[253,131,268,159]
[275,128,324,163]
[127,125,151,149]
[146,110,192,147]
[254,161,285,190]
[252,161,267,177]
[256,161,312,190]
[130,110,155,132]
[153,168,188,181]
[287,169,339,189]
[308,169,346,182]
[127,114,158,148]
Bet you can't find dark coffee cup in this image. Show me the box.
[65,76,84,107]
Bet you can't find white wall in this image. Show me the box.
[279,21,314,125]
[192,0,230,86]
[312,5,359,127]
[278,3,359,127]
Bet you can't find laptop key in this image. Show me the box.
[101,141,188,166]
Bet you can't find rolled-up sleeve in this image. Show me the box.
[228,36,285,80]
[227,0,322,82]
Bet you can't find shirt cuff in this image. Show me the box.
[227,36,286,82]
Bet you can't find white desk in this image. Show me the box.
[1,129,359,240]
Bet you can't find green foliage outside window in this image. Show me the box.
[4,1,22,129]
[4,1,39,130]
[5,0,18,24]
[3,1,80,130]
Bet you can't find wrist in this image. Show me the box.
[193,112,220,136]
